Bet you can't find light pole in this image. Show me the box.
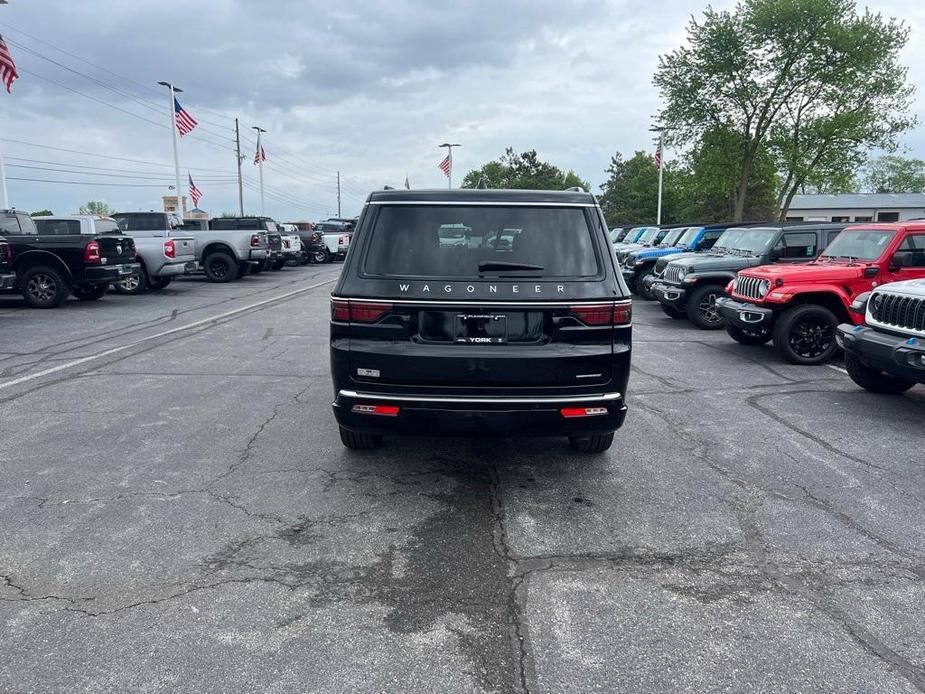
[439,143,460,189]
[649,125,665,226]
[157,81,184,218]
[252,126,266,216]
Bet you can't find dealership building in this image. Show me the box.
[786,193,925,223]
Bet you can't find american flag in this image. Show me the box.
[174,98,197,136]
[188,173,202,207]
[0,34,19,94]
[254,133,266,164]
[438,155,450,178]
[654,142,663,170]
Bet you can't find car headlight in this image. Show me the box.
[867,292,882,316]
[635,258,645,266]
[730,277,740,292]
[759,280,771,296]
[678,269,686,281]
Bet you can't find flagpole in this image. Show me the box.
[0,135,9,209]
[651,125,665,226]
[438,143,460,190]
[253,126,266,216]
[158,81,184,219]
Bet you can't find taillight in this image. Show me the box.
[331,299,392,323]
[250,234,260,247]
[163,239,176,259]
[338,235,346,245]
[561,407,609,418]
[283,239,290,249]
[83,241,101,264]
[568,301,632,326]
[352,404,400,416]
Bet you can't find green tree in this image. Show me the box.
[654,0,914,221]
[599,151,677,225]
[30,209,53,217]
[862,155,925,193]
[462,148,590,191]
[78,201,114,215]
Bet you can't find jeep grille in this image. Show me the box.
[663,264,683,284]
[736,276,768,301]
[871,292,925,334]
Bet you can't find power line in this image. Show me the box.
[7,176,238,188]
[4,155,234,177]
[6,163,236,181]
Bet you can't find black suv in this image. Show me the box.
[330,189,631,452]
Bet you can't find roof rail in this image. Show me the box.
[564,186,586,193]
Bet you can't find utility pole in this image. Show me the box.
[438,143,461,189]
[234,118,244,216]
[252,126,266,216]
[157,81,184,218]
[336,171,341,217]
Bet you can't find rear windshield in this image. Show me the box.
[819,229,895,261]
[112,213,169,231]
[362,205,601,278]
[95,220,121,235]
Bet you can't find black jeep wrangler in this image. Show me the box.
[330,188,631,452]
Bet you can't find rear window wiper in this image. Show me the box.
[478,261,544,272]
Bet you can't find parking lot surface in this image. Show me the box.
[1,266,924,693]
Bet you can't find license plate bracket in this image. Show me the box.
[456,313,507,344]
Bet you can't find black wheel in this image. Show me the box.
[313,248,331,264]
[113,265,148,295]
[660,303,686,320]
[569,432,614,453]
[772,304,839,365]
[235,263,251,279]
[636,272,656,301]
[339,427,383,450]
[203,252,237,283]
[725,324,772,345]
[73,283,108,301]
[20,266,70,308]
[148,276,173,291]
[250,261,265,275]
[272,258,286,271]
[844,352,915,394]
[686,284,725,330]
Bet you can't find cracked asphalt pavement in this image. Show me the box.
[1,265,924,693]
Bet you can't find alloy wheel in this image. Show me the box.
[210,259,228,279]
[27,273,57,304]
[120,273,141,292]
[699,292,721,325]
[789,317,833,358]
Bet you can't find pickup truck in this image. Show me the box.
[717,222,925,364]
[115,212,268,282]
[1,208,139,308]
[624,224,730,299]
[208,217,283,273]
[837,278,925,393]
[652,223,845,329]
[279,223,306,265]
[0,237,15,291]
[42,215,195,295]
[314,221,351,261]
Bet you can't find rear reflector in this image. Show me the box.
[560,407,608,418]
[352,404,400,416]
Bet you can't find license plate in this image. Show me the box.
[118,267,132,276]
[456,314,507,344]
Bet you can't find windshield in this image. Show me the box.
[677,227,700,246]
[712,228,750,252]
[819,229,895,261]
[363,205,601,278]
[625,228,646,243]
[726,228,778,254]
[639,228,661,244]
[660,229,686,246]
[609,228,626,243]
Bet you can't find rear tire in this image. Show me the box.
[636,272,656,301]
[272,258,286,271]
[20,266,70,308]
[725,324,772,346]
[339,427,383,450]
[844,352,915,394]
[568,432,614,453]
[686,284,725,330]
[73,284,108,301]
[113,265,148,295]
[772,304,839,365]
[235,262,251,279]
[313,248,331,264]
[203,252,237,283]
[660,303,686,320]
[148,276,173,291]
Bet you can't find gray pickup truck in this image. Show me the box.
[36,215,196,294]
[114,212,269,282]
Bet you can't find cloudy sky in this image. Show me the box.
[1,0,924,221]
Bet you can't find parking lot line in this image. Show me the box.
[0,278,335,392]
[826,364,848,375]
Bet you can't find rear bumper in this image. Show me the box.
[157,260,197,277]
[0,272,15,291]
[248,249,268,261]
[332,390,627,437]
[651,281,688,308]
[84,263,139,284]
[837,323,925,383]
[715,297,775,329]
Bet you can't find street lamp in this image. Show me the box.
[438,143,461,189]
[649,125,666,225]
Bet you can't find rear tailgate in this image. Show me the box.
[96,235,137,264]
[165,232,196,262]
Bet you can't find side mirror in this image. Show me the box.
[888,253,906,272]
[769,249,782,261]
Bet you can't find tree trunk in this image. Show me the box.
[733,155,752,222]
[778,178,804,220]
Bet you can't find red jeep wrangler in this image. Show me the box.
[715,223,925,364]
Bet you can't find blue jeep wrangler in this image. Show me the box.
[622,224,731,299]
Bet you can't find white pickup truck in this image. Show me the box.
[315,221,351,261]
[34,215,196,294]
